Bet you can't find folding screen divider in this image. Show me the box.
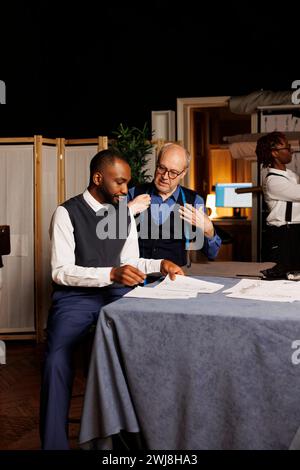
[0,136,108,342]
[0,139,35,340]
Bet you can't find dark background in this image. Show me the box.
[0,0,298,138]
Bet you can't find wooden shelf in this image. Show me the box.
[212,218,252,261]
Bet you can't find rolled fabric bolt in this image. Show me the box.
[0,340,6,365]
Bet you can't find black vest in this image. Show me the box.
[55,194,130,289]
[132,183,198,266]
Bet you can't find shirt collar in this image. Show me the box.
[83,189,106,212]
[151,182,181,201]
[170,185,181,201]
[267,168,289,176]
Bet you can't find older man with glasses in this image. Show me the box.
[128,143,221,270]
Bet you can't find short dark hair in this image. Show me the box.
[89,148,128,185]
[255,131,287,168]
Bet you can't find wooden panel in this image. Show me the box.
[0,145,35,333]
[233,158,252,182]
[40,145,58,335]
[34,136,43,342]
[213,219,252,261]
[98,136,108,151]
[209,147,232,217]
[192,111,209,196]
[65,145,98,200]
[209,148,232,187]
[0,137,34,143]
[57,138,65,204]
[232,158,252,219]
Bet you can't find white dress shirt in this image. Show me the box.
[263,168,300,227]
[50,189,162,287]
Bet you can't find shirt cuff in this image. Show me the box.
[101,268,113,286]
[206,233,219,244]
[148,259,163,274]
[135,258,164,275]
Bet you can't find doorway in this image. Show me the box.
[177,96,253,261]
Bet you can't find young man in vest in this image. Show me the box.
[128,143,221,268]
[40,149,184,450]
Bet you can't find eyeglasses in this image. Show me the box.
[156,164,186,179]
[272,144,291,151]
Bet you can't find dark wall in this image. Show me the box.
[0,1,298,138]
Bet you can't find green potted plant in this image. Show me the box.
[109,122,154,186]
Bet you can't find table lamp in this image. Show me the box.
[206,193,218,219]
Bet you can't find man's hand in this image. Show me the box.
[178,204,214,239]
[110,265,146,286]
[160,260,185,281]
[128,194,151,215]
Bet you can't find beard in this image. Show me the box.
[96,183,123,207]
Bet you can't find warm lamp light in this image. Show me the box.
[206,193,218,219]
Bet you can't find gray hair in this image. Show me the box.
[157,143,191,168]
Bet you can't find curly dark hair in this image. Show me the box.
[255,131,287,168]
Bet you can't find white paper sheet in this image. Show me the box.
[124,275,224,299]
[156,275,224,294]
[224,279,300,302]
[124,286,198,299]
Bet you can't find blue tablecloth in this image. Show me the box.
[79,276,300,450]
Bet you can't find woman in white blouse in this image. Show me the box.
[256,131,300,271]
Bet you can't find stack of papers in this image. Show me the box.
[224,279,300,302]
[123,286,194,299]
[124,275,224,299]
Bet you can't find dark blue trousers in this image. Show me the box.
[40,286,130,450]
